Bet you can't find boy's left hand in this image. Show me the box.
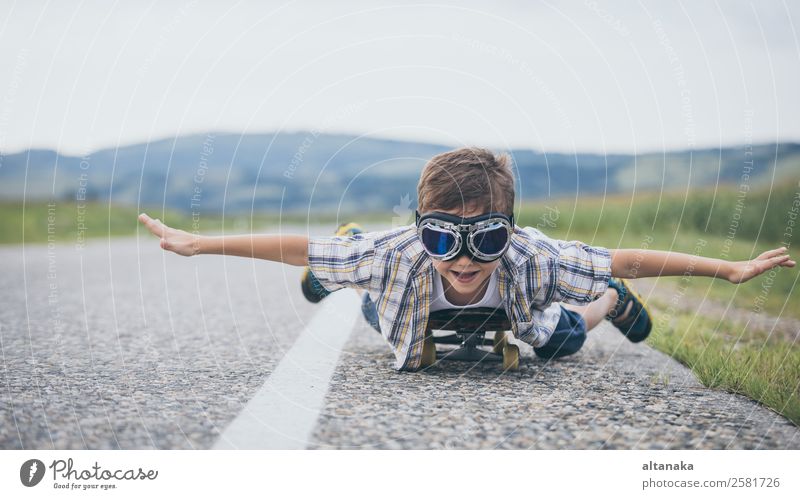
[726,247,796,284]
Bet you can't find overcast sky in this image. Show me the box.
[0,0,798,155]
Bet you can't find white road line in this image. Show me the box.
[212,290,361,449]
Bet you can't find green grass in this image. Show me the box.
[0,201,374,245]
[516,186,800,321]
[647,311,800,426]
[516,180,800,245]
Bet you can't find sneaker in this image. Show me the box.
[605,278,653,343]
[300,222,364,303]
[300,266,329,303]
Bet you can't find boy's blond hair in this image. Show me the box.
[417,147,515,217]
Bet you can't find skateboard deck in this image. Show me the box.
[422,307,519,370]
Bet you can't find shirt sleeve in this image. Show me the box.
[516,303,562,347]
[307,232,375,292]
[552,239,611,304]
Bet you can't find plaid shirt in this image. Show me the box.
[307,224,611,371]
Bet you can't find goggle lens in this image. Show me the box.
[472,224,509,256]
[420,226,457,257]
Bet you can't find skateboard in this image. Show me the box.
[420,307,520,370]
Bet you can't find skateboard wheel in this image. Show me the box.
[502,344,519,371]
[420,337,436,368]
[492,331,508,354]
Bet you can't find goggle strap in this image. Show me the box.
[415,210,514,226]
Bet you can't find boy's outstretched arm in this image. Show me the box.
[609,247,795,284]
[137,213,309,266]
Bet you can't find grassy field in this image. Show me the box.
[516,183,800,321]
[0,201,354,245]
[515,180,800,245]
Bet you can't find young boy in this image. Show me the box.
[138,147,795,371]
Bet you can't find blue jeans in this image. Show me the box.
[361,294,586,359]
[532,305,587,359]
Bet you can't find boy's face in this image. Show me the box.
[428,206,503,295]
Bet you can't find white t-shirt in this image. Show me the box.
[429,269,504,312]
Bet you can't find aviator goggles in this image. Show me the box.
[415,210,514,263]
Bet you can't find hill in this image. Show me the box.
[1,132,797,214]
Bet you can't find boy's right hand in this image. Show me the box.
[138,213,200,257]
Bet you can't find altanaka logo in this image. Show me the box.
[20,459,45,487]
[642,460,694,471]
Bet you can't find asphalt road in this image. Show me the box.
[1,230,798,449]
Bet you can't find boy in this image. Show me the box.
[138,147,794,371]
